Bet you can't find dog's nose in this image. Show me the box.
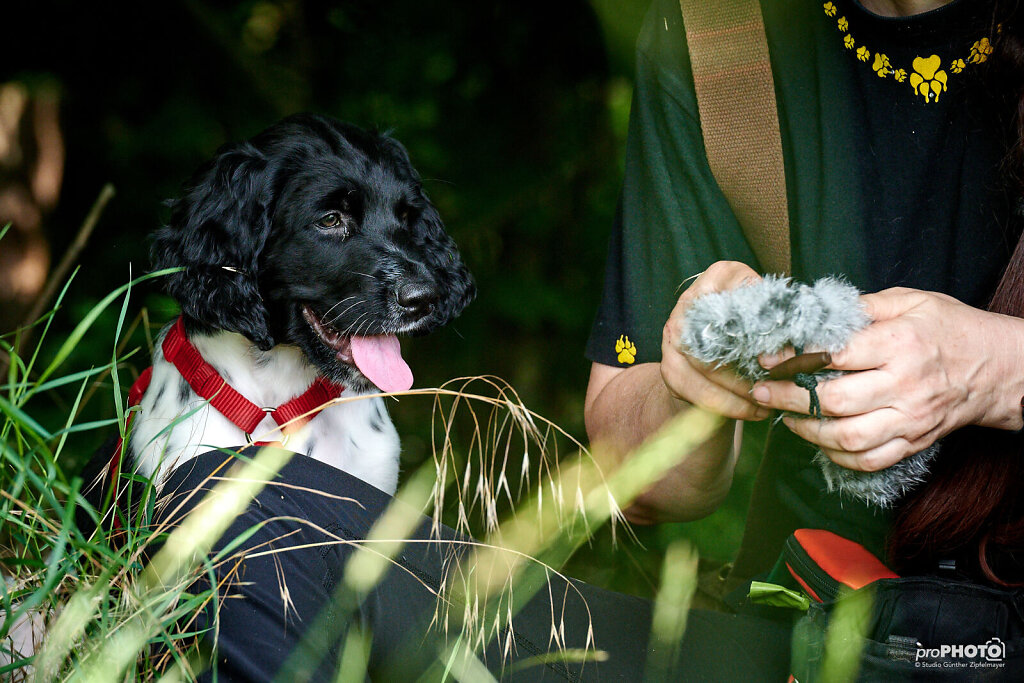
[397,283,438,319]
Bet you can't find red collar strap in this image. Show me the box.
[162,317,345,436]
[105,317,343,533]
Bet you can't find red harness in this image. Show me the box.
[108,317,345,484]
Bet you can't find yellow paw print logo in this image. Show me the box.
[950,58,966,74]
[823,2,837,17]
[909,55,948,102]
[969,38,993,64]
[856,46,871,62]
[615,335,637,365]
[872,53,892,77]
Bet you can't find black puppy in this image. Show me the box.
[124,114,473,493]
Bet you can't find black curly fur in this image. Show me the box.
[150,113,475,388]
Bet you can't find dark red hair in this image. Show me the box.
[888,3,1024,584]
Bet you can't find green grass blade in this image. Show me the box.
[0,360,133,394]
[33,267,180,391]
[15,267,81,402]
[52,371,93,461]
[0,395,52,442]
[111,271,134,438]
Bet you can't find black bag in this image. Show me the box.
[764,530,1024,681]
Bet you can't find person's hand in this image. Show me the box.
[750,287,1024,471]
[661,261,773,421]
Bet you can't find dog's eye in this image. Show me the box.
[396,202,418,225]
[316,212,343,229]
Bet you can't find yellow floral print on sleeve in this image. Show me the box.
[615,335,637,365]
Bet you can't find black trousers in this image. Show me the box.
[155,450,792,681]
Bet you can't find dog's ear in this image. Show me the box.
[151,142,276,349]
[416,201,476,322]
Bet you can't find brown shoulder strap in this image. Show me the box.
[678,0,791,275]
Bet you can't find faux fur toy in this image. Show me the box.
[681,275,938,508]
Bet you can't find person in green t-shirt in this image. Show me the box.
[586,0,1024,584]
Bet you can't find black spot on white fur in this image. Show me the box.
[177,378,190,404]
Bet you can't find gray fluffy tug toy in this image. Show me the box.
[681,275,938,508]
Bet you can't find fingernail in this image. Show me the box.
[752,385,770,403]
[760,353,783,367]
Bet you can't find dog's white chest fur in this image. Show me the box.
[130,326,400,493]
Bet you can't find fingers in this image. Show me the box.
[751,370,896,417]
[743,287,997,475]
[661,338,770,421]
[671,371,769,421]
[766,351,831,380]
[781,407,909,457]
[685,261,762,300]
[759,347,796,371]
[814,288,929,372]
[858,287,925,323]
[668,261,762,326]
[661,261,769,421]
[826,318,909,372]
[818,439,911,473]
[783,414,943,473]
[684,355,754,396]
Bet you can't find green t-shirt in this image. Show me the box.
[586,0,1017,579]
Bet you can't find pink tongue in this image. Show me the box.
[350,335,413,393]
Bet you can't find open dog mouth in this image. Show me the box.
[301,305,414,392]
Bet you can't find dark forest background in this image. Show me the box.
[1,0,752,597]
